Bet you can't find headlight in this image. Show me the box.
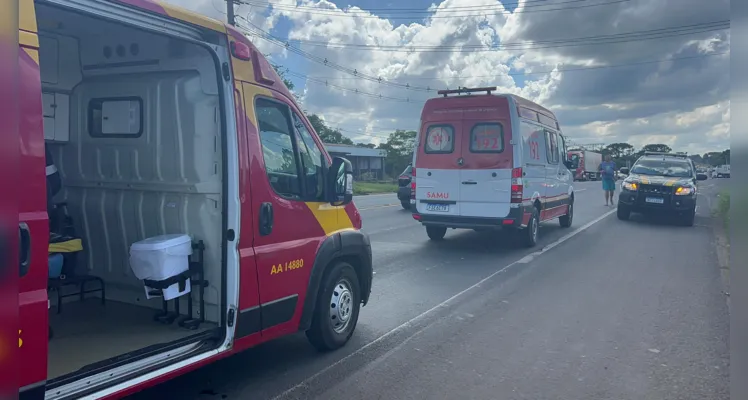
[675,186,695,196]
[622,181,638,191]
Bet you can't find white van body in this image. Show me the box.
[411,89,574,246]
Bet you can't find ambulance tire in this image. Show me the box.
[306,261,361,352]
[521,207,539,248]
[559,199,573,228]
[426,226,447,240]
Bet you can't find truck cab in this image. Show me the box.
[13,1,372,398]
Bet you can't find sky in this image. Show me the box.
[167,0,730,155]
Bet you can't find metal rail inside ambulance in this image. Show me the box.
[411,87,575,247]
[14,0,373,398]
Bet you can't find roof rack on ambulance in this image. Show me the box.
[437,86,498,97]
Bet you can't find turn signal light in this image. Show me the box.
[675,186,694,196]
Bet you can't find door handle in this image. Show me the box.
[259,202,274,236]
[19,222,30,277]
[461,181,477,185]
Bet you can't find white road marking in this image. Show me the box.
[355,193,397,198]
[274,207,617,399]
[358,204,400,211]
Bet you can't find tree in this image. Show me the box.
[378,129,417,176]
[689,154,705,165]
[640,144,673,154]
[270,62,294,91]
[306,114,354,145]
[703,150,730,166]
[603,142,635,159]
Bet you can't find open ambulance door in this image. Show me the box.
[19,0,51,398]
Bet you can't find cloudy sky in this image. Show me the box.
[168,0,730,154]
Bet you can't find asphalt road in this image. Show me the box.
[131,179,729,400]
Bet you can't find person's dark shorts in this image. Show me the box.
[602,178,616,192]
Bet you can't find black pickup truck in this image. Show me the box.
[397,164,413,210]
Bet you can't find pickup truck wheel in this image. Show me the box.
[521,208,539,247]
[559,200,573,228]
[426,226,447,240]
[680,209,696,227]
[306,261,361,352]
[617,204,631,221]
[401,201,410,210]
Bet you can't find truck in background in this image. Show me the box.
[715,164,730,178]
[567,150,603,181]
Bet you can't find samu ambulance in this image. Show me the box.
[411,87,575,247]
[12,0,373,398]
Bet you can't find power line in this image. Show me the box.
[284,70,429,103]
[246,20,729,52]
[244,0,596,13]
[282,51,730,99]
[295,51,729,81]
[240,0,628,20]
[237,18,728,92]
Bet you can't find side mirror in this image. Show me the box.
[696,173,708,181]
[619,167,629,175]
[328,156,354,206]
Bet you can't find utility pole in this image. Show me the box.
[226,0,236,26]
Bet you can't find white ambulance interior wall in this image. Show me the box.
[38,5,224,323]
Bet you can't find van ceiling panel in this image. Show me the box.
[37,0,204,41]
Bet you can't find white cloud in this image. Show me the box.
[164,0,730,155]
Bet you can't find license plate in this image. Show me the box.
[645,197,664,204]
[426,203,449,212]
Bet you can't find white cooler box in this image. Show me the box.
[129,234,193,300]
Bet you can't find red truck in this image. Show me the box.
[567,150,603,181]
[11,0,373,398]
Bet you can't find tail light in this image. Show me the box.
[511,167,523,203]
[410,167,416,199]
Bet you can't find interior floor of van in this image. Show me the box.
[48,300,217,380]
[35,0,228,385]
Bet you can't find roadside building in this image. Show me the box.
[324,143,388,181]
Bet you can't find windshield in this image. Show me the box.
[630,159,693,177]
[568,153,580,168]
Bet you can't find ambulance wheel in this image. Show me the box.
[521,207,539,248]
[426,226,447,240]
[306,261,361,352]
[559,200,573,228]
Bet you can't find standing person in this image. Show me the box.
[599,155,617,206]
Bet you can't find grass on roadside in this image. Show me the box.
[717,190,730,231]
[353,181,398,195]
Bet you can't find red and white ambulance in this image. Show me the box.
[12,0,372,398]
[411,87,575,247]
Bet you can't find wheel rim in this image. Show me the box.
[329,278,354,334]
[531,214,538,241]
[568,203,574,222]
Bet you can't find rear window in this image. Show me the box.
[424,125,454,154]
[470,123,504,153]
